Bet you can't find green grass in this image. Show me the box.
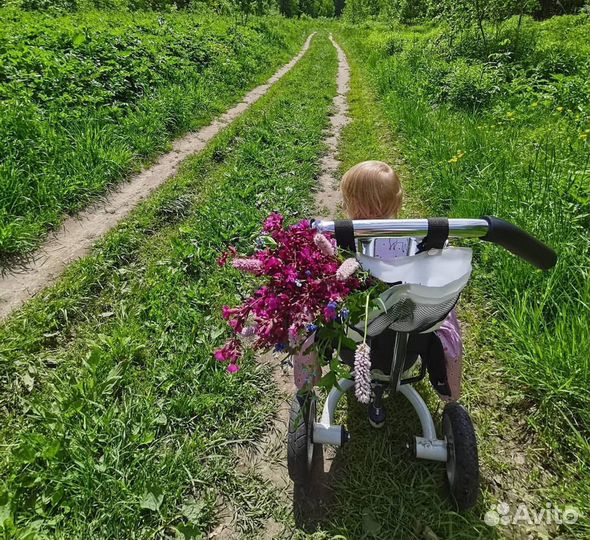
[0,31,337,539]
[333,13,590,538]
[1,12,589,540]
[0,8,311,262]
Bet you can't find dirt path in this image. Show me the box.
[0,34,315,322]
[315,35,350,220]
[221,34,351,540]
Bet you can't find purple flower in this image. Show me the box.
[262,212,284,232]
[227,362,240,374]
[306,323,318,332]
[241,326,257,337]
[324,301,338,323]
[214,339,242,363]
[340,308,350,320]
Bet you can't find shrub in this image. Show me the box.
[424,58,501,111]
[445,60,500,110]
[447,18,537,64]
[530,40,588,77]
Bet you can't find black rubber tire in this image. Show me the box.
[442,402,480,511]
[287,393,316,485]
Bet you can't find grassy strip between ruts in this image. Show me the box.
[0,8,311,262]
[0,32,337,540]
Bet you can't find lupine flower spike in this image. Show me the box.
[313,233,335,256]
[336,258,360,280]
[232,258,263,275]
[354,293,372,404]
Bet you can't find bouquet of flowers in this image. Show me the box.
[215,212,384,402]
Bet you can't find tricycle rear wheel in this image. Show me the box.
[442,402,479,510]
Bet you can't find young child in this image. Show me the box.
[340,160,403,220]
[294,160,462,402]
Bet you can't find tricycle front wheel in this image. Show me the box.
[287,392,319,485]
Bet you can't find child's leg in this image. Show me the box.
[292,333,321,391]
[293,352,321,390]
[435,308,463,402]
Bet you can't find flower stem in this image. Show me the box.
[363,292,370,345]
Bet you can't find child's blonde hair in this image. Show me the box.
[341,160,402,219]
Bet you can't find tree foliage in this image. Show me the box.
[2,0,338,16]
[343,0,589,23]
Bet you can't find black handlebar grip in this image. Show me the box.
[481,216,557,270]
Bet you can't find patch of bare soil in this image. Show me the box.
[0,33,315,322]
[314,35,350,220]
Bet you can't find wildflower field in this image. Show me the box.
[0,1,588,539]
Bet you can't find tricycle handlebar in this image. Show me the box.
[313,216,557,270]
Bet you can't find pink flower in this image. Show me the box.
[336,258,360,280]
[263,212,284,232]
[217,246,237,266]
[214,339,242,362]
[354,342,371,404]
[261,255,282,274]
[313,233,335,257]
[222,306,237,320]
[232,258,263,275]
[288,324,304,348]
[227,363,240,374]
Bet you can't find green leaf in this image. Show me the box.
[139,431,155,446]
[0,492,12,528]
[85,348,102,370]
[21,373,35,392]
[155,413,168,426]
[50,484,65,506]
[181,497,205,522]
[176,522,203,540]
[139,486,164,512]
[42,439,61,460]
[209,327,224,341]
[362,508,381,536]
[13,443,36,463]
[340,336,357,350]
[318,371,336,390]
[72,33,86,48]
